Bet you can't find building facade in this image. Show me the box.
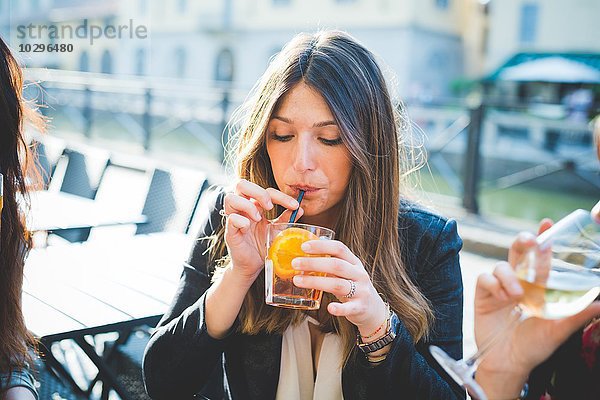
[485,0,600,72]
[1,0,475,98]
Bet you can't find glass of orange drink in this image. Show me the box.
[265,223,335,310]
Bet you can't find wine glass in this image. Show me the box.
[430,209,600,400]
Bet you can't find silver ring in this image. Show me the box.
[219,209,227,217]
[343,279,356,299]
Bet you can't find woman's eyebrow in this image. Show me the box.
[271,115,337,128]
[312,120,337,128]
[271,115,292,124]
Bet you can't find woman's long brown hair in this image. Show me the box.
[210,30,433,365]
[0,36,41,379]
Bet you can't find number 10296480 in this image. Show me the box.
[19,43,74,53]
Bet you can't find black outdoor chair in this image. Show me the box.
[86,161,151,241]
[52,147,110,242]
[136,167,209,235]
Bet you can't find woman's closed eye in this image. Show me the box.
[320,137,343,146]
[269,132,293,142]
[269,132,343,146]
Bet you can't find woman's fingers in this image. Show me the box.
[265,187,300,210]
[291,256,360,280]
[507,219,553,268]
[476,272,508,302]
[234,179,274,210]
[493,262,524,297]
[230,180,300,219]
[508,232,537,267]
[571,301,600,327]
[476,262,523,309]
[327,300,365,318]
[301,240,361,265]
[555,301,600,342]
[537,218,553,235]
[226,181,302,226]
[224,193,263,222]
[225,213,251,234]
[293,275,356,300]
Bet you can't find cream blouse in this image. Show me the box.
[275,316,344,400]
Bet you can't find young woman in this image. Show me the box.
[0,36,40,400]
[143,30,465,399]
[473,117,600,400]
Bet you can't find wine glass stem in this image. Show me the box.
[465,307,525,370]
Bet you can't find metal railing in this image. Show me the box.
[408,98,598,215]
[24,69,600,216]
[24,68,246,160]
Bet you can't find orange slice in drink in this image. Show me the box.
[268,227,319,280]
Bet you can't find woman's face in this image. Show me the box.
[266,83,352,227]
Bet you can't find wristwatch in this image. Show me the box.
[357,311,399,354]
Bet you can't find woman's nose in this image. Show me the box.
[292,135,317,172]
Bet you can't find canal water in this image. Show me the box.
[418,170,599,223]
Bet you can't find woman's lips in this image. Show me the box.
[289,185,321,197]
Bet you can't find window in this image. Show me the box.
[100,50,112,74]
[519,3,538,44]
[178,0,187,13]
[336,0,357,3]
[215,48,234,82]
[135,48,146,75]
[435,0,449,9]
[174,47,186,78]
[139,0,147,15]
[79,51,89,72]
[272,0,291,6]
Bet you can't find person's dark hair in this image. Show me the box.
[211,30,432,365]
[0,35,41,385]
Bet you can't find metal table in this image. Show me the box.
[23,232,194,399]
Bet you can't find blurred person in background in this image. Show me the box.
[0,36,42,400]
[143,30,465,399]
[473,116,600,400]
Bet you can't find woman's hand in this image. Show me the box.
[474,220,600,398]
[291,240,388,335]
[223,179,303,284]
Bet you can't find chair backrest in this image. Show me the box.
[51,146,110,242]
[86,162,152,241]
[136,167,208,235]
[58,147,110,199]
[187,184,222,238]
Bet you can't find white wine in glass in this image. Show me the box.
[517,268,600,319]
[430,208,600,400]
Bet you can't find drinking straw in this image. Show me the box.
[288,190,305,223]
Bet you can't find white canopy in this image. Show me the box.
[498,57,600,83]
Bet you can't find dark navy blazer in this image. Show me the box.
[143,189,465,400]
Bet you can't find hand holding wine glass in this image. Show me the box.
[474,217,600,399]
[430,205,600,400]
